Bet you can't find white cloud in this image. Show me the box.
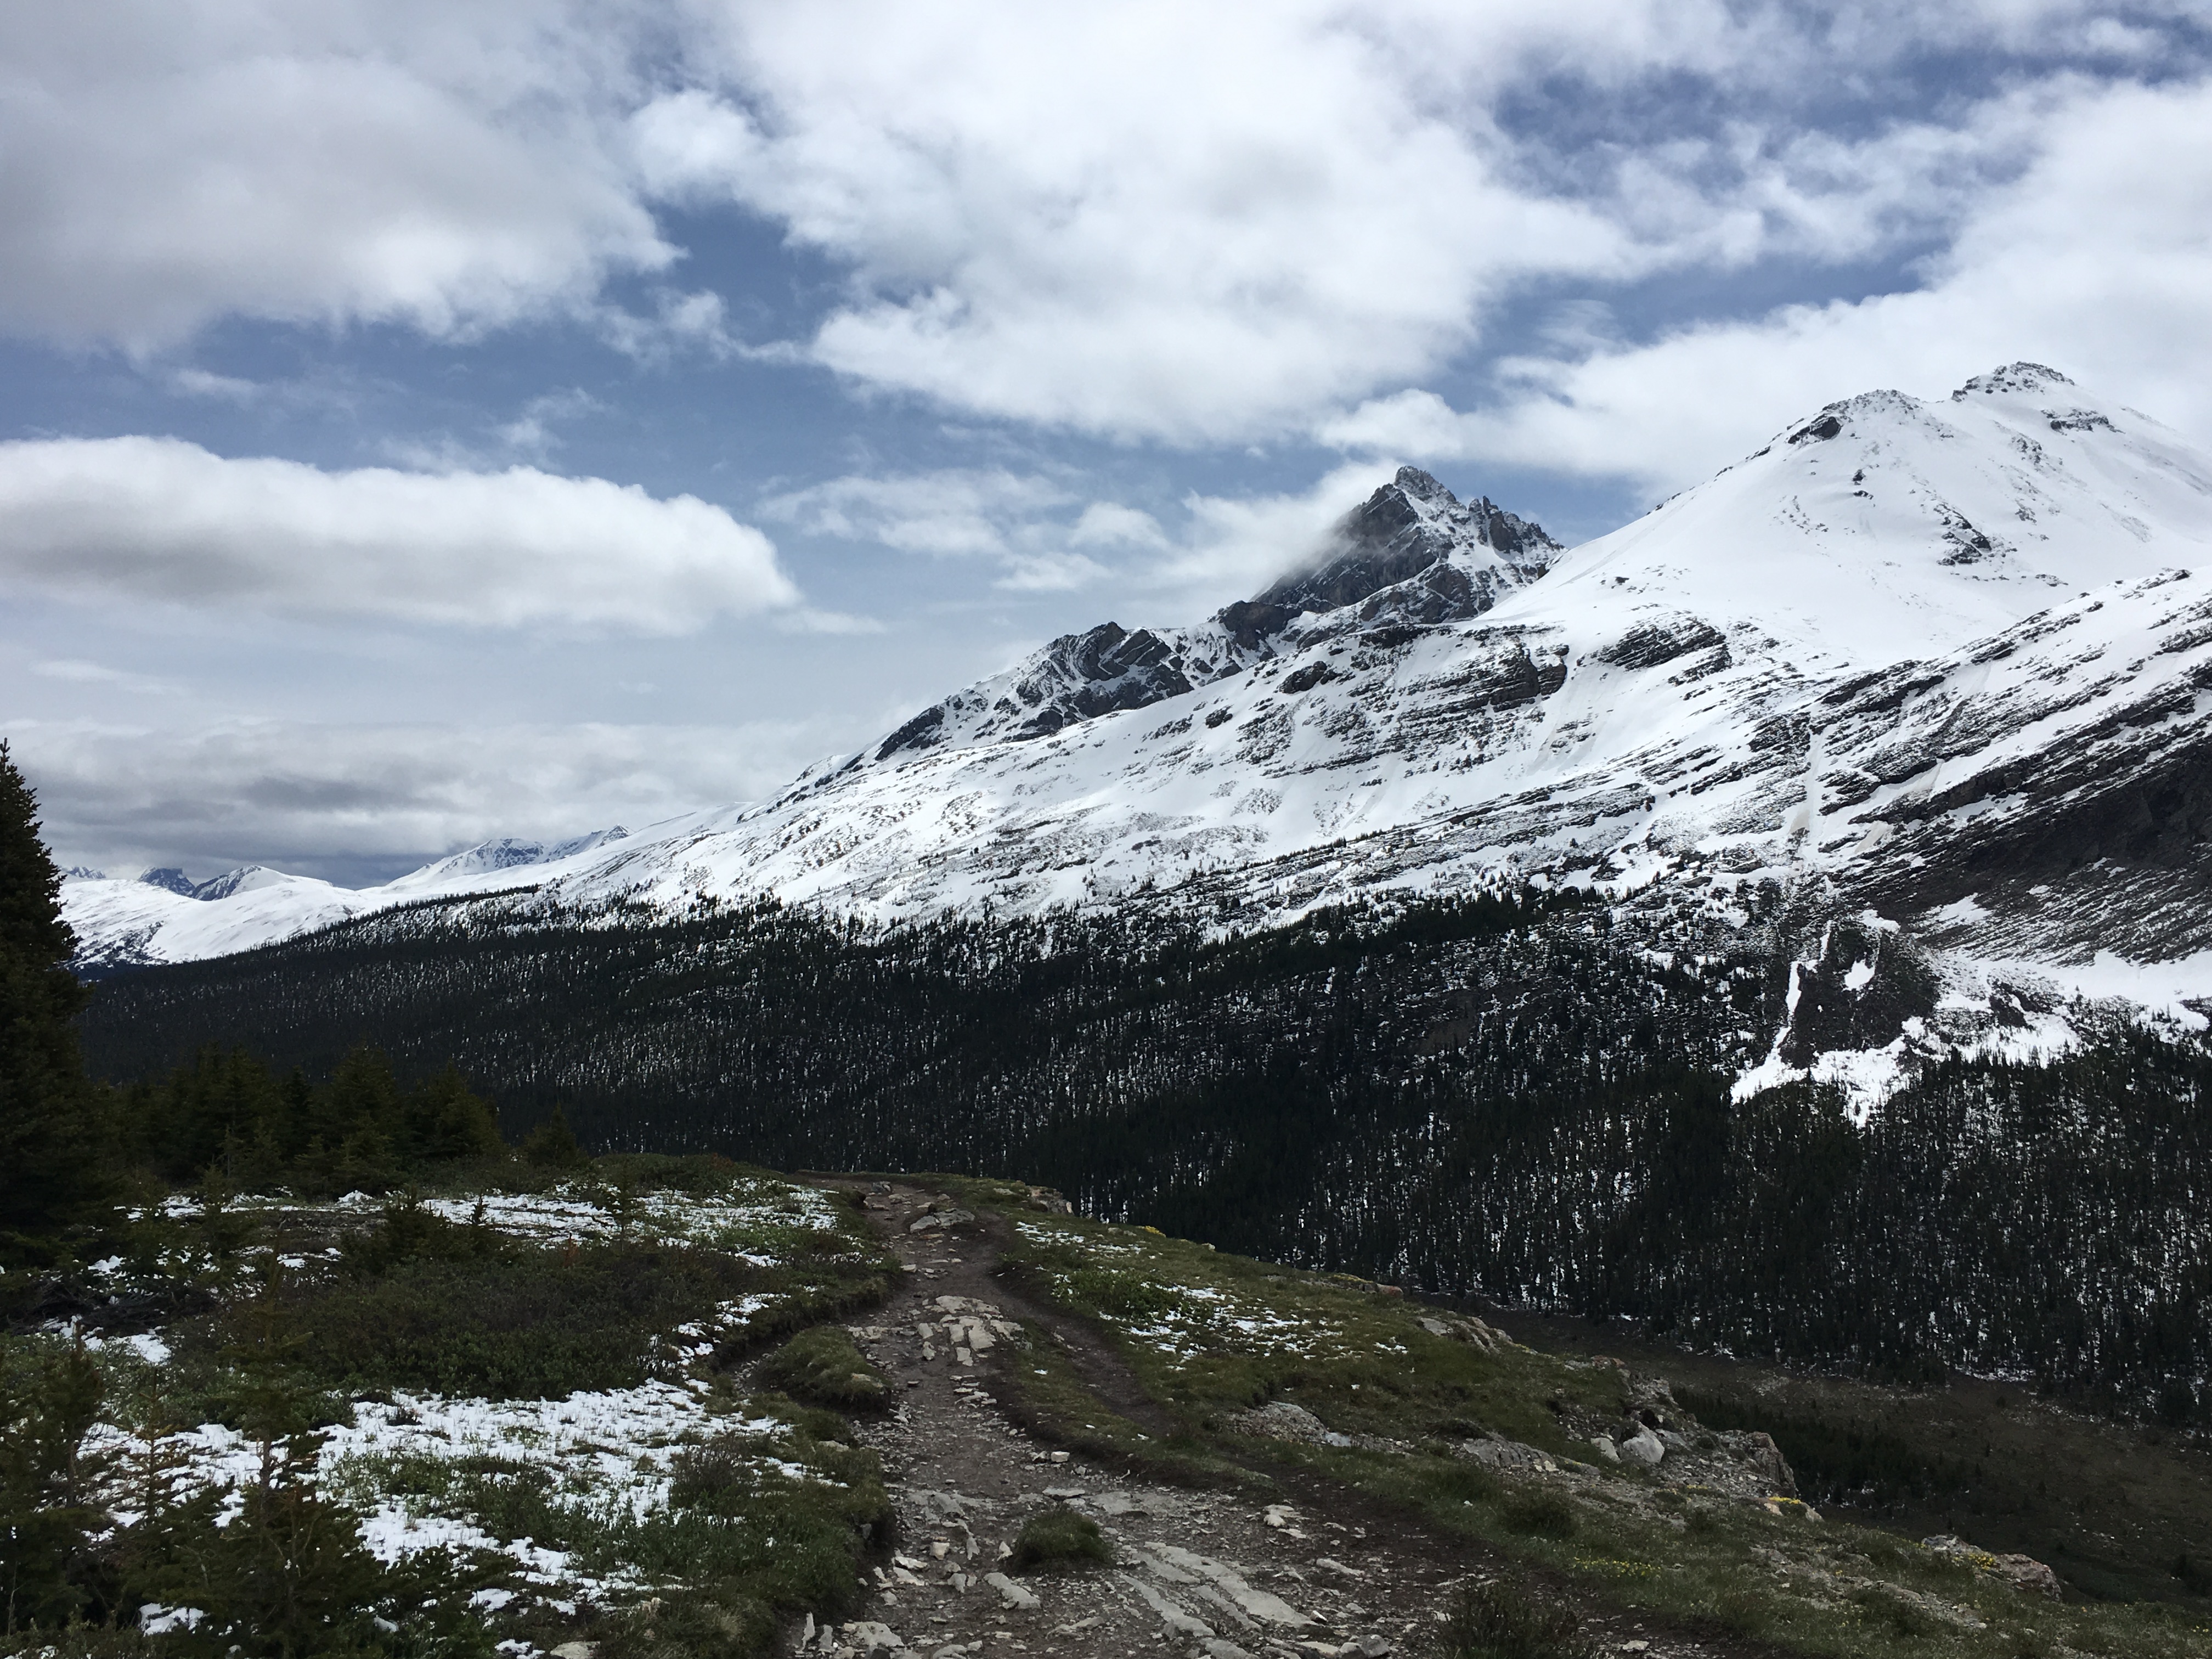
[760,460,1383,613]
[494,387,602,456]
[1151,464,1393,604]
[1070,503,1170,551]
[32,659,174,695]
[0,437,798,631]
[763,469,1073,559]
[8,715,845,884]
[760,467,1114,590]
[6,1,2200,456]
[0,2,672,350]
[642,5,1635,443]
[168,368,261,402]
[631,1,2180,443]
[757,460,1402,602]
[1323,74,2212,494]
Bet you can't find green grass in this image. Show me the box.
[992,1309,1250,1488]
[328,1400,890,1659]
[1499,1488,1578,1539]
[8,1158,913,1659]
[155,1159,898,1406]
[1517,1314,2212,1613]
[212,1242,756,1398]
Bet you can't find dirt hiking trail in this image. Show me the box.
[768,1180,1783,1659]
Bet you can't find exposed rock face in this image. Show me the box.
[1244,465,1556,620]
[879,622,1198,759]
[1775,917,1940,1068]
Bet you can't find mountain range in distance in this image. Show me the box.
[64,362,2212,1106]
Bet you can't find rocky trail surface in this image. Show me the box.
[778,1180,1784,1659]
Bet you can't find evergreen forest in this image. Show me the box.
[77,885,2212,1428]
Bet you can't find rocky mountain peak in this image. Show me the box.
[139,866,197,896]
[189,866,278,902]
[1953,362,2075,400]
[866,466,1564,760]
[1391,463,1451,501]
[1248,467,1557,619]
[1212,469,1560,651]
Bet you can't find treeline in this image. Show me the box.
[1274,1035,2212,1424]
[112,1042,532,1194]
[77,883,1747,1175]
[0,742,570,1279]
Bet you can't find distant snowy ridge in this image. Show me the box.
[63,365,2212,1099]
[61,814,730,974]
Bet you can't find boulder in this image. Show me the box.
[1414,1313,1506,1353]
[1456,1436,1556,1473]
[1618,1428,1667,1468]
[1923,1535,2062,1600]
[1231,1401,1352,1448]
[908,1207,977,1234]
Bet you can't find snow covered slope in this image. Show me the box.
[65,365,2212,1070]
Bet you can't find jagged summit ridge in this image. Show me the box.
[1218,465,1557,649]
[877,466,1558,760]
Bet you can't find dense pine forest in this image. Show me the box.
[77,886,2212,1427]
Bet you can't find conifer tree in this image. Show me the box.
[0,743,109,1257]
[403,1063,503,1163]
[522,1104,588,1169]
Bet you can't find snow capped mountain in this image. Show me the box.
[869,466,1555,760]
[381,827,634,892]
[62,364,2212,1092]
[63,865,360,974]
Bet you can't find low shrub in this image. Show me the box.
[597,1588,776,1659]
[1066,1267,1181,1323]
[755,1326,887,1410]
[218,1240,758,1399]
[1422,1458,1503,1506]
[340,1193,506,1277]
[1852,1584,1938,1639]
[1008,1506,1113,1572]
[1498,1488,1577,1540]
[1440,1581,1594,1659]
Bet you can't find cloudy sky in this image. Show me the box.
[5,1,2209,884]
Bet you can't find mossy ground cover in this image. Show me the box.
[2,1155,900,1658]
[977,1189,2212,1659]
